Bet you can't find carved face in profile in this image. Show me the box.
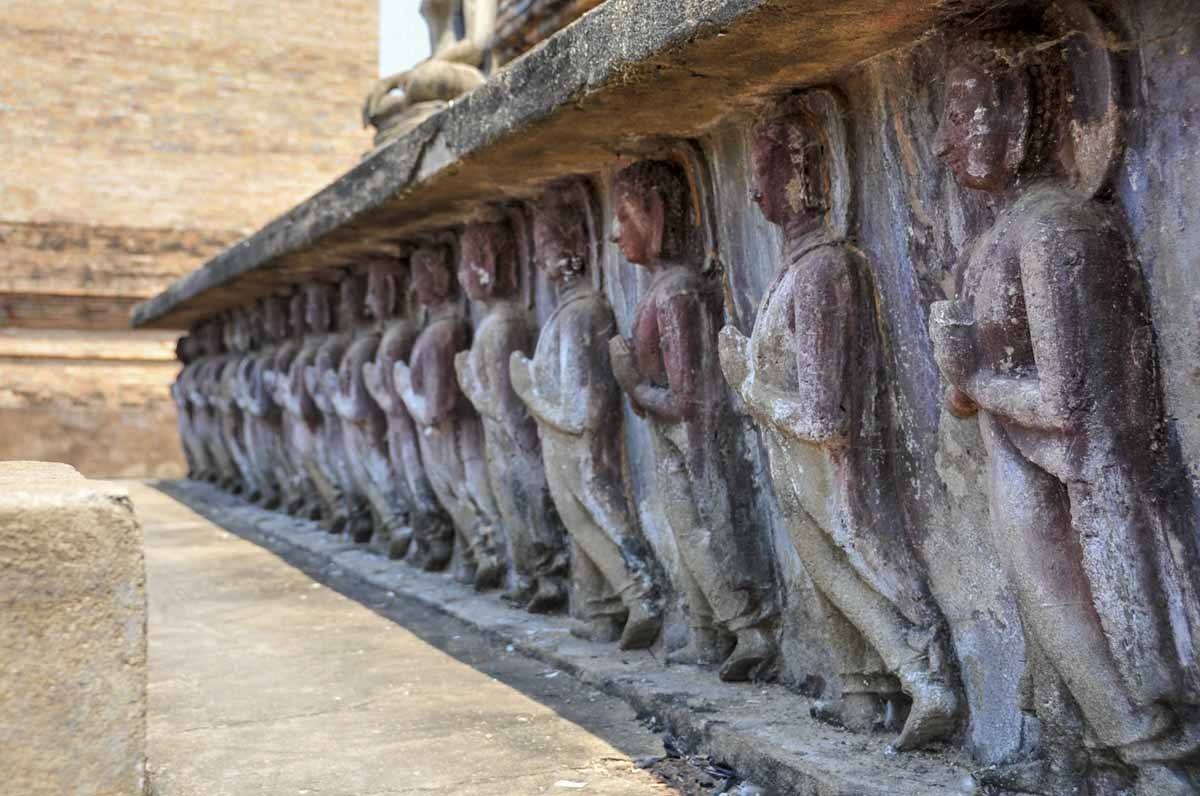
[336,273,368,329]
[366,263,401,322]
[263,297,288,341]
[459,223,518,302]
[934,59,1030,193]
[288,290,307,337]
[750,108,829,227]
[411,245,455,307]
[611,160,691,268]
[304,284,333,334]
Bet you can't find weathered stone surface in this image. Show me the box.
[0,463,147,796]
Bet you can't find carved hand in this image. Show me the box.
[453,351,477,402]
[508,351,533,400]
[608,335,639,394]
[362,361,391,412]
[929,300,977,388]
[717,326,751,395]
[393,360,413,399]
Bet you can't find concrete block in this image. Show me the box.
[0,462,147,795]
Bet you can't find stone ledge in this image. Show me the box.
[157,479,986,796]
[132,0,950,329]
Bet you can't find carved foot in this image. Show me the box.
[473,553,504,592]
[347,514,374,544]
[422,538,453,572]
[1134,764,1197,796]
[1119,711,1200,766]
[890,666,959,752]
[810,693,888,733]
[618,598,662,651]
[569,616,623,644]
[526,578,566,614]
[666,627,724,667]
[454,561,477,586]
[718,626,776,682]
[388,527,413,560]
[501,579,535,609]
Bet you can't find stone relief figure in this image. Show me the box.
[171,334,210,481]
[215,312,262,500]
[927,31,1200,790]
[608,159,776,681]
[361,260,456,569]
[277,284,354,533]
[455,220,569,613]
[325,269,416,557]
[190,320,240,491]
[393,242,505,589]
[259,292,324,523]
[510,177,662,648]
[718,92,958,748]
[234,302,285,511]
[266,290,328,522]
[362,0,497,147]
[306,274,375,542]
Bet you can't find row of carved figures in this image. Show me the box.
[173,27,1200,794]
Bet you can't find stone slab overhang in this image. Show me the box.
[132,0,950,330]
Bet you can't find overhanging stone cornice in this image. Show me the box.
[132,0,949,329]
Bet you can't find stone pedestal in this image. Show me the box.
[0,462,147,796]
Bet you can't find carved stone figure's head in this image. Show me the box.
[336,271,369,330]
[287,288,307,337]
[304,283,335,334]
[534,179,592,283]
[197,319,224,356]
[459,222,519,302]
[366,261,405,322]
[751,99,830,227]
[176,335,197,365]
[263,296,289,342]
[934,35,1063,193]
[611,160,694,267]
[410,243,456,307]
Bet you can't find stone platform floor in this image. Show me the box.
[141,481,984,795]
[130,483,677,795]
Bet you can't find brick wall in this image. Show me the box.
[0,0,377,476]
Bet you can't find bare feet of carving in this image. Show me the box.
[387,526,412,560]
[473,553,504,591]
[891,665,959,752]
[666,627,723,666]
[618,598,662,651]
[718,626,776,682]
[501,579,535,608]
[526,579,566,614]
[569,616,623,644]
[454,560,477,585]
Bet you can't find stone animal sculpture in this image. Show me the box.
[511,177,662,648]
